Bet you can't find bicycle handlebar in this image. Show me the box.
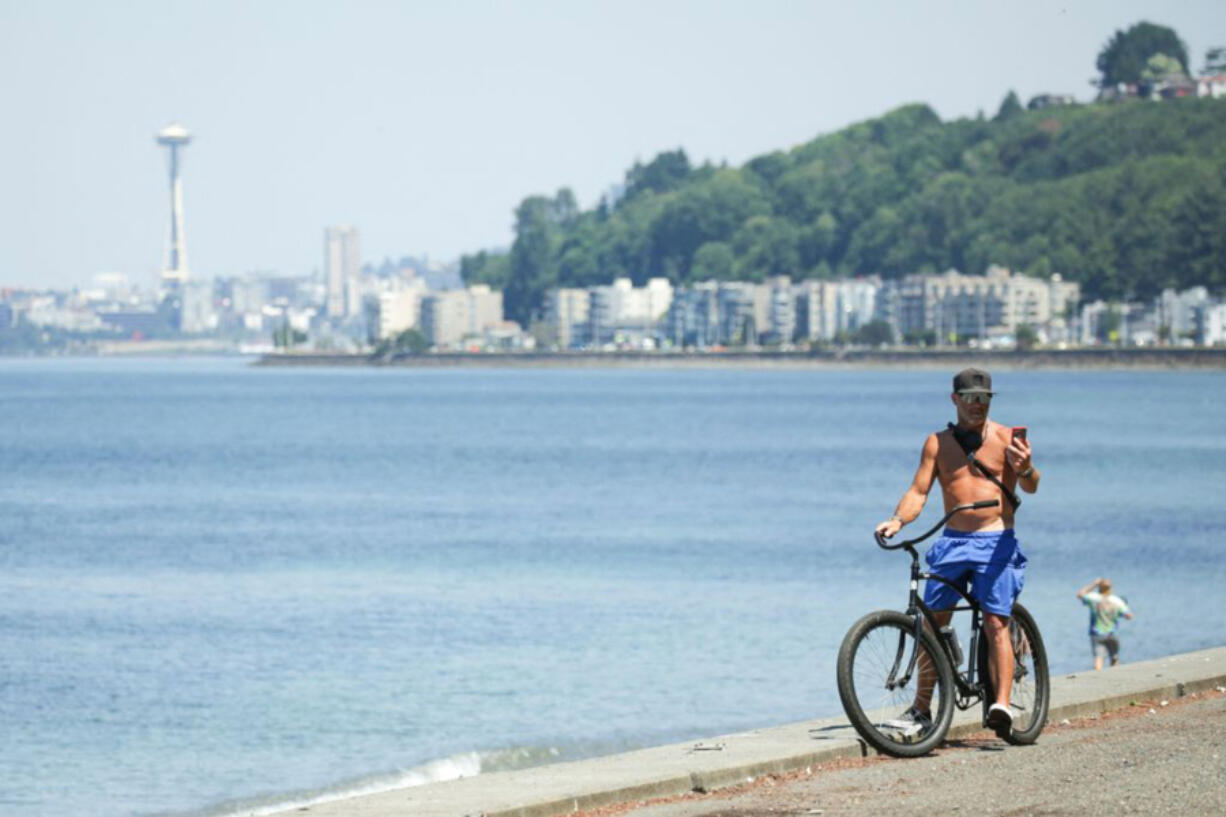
[873,499,1001,551]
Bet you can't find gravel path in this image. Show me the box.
[580,690,1226,817]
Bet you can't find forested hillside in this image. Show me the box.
[462,97,1226,326]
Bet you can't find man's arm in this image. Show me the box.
[875,433,939,538]
[1076,578,1102,600]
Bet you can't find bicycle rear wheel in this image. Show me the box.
[978,602,1050,744]
[837,610,955,757]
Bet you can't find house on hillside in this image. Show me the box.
[1153,73,1197,99]
[1027,94,1076,110]
[1198,74,1226,98]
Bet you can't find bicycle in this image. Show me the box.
[836,499,1050,757]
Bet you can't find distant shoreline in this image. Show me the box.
[255,347,1226,369]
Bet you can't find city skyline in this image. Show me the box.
[2,1,1224,291]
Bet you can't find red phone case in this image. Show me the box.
[1011,426,1027,441]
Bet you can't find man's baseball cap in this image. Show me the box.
[952,367,993,395]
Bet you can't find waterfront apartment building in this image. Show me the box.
[1080,286,1216,346]
[1156,286,1210,339]
[764,276,796,344]
[588,277,672,347]
[375,278,429,341]
[884,266,1079,345]
[421,285,504,348]
[795,277,882,342]
[1197,302,1226,345]
[665,281,720,347]
[667,279,799,347]
[324,226,361,320]
[542,288,591,349]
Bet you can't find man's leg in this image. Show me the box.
[1092,636,1105,671]
[914,609,953,714]
[984,612,1014,708]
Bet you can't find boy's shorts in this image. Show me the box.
[923,528,1027,617]
[1091,633,1120,662]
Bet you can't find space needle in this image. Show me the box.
[156,123,192,294]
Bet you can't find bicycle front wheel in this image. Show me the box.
[837,610,955,757]
[979,602,1050,744]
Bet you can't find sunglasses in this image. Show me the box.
[956,392,993,404]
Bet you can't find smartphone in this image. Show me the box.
[1011,426,1028,443]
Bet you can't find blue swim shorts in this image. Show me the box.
[922,528,1027,617]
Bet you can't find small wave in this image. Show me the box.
[178,745,563,817]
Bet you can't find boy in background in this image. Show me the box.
[1076,577,1134,670]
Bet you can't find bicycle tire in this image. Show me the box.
[837,610,955,757]
[977,602,1050,744]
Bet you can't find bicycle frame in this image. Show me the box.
[905,544,987,706]
[876,499,1002,708]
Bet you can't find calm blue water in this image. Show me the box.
[2,358,1224,816]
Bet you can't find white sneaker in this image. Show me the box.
[987,703,1013,738]
[883,706,933,736]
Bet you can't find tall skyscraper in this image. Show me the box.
[156,124,192,295]
[324,226,361,319]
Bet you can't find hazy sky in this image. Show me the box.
[2,0,1224,290]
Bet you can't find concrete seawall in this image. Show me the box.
[274,645,1226,817]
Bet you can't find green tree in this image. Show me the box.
[374,327,429,356]
[396,328,429,353]
[744,151,793,186]
[731,216,800,281]
[798,211,839,269]
[623,149,691,200]
[1141,53,1185,83]
[505,195,562,326]
[994,90,1024,122]
[1096,21,1189,88]
[551,187,579,225]
[691,241,735,281]
[459,250,511,289]
[853,320,894,346]
[1014,324,1039,350]
[272,322,307,349]
[647,169,771,281]
[1171,169,1226,292]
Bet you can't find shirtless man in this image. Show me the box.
[875,367,1040,739]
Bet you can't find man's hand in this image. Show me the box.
[875,517,904,539]
[1006,435,1033,475]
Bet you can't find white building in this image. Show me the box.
[179,280,217,334]
[713,281,771,345]
[665,281,720,347]
[542,287,591,349]
[795,277,883,342]
[1198,74,1226,98]
[764,276,795,344]
[25,294,108,332]
[375,279,429,341]
[588,277,673,347]
[888,266,1079,345]
[1156,286,1210,340]
[421,285,505,348]
[1196,302,1226,345]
